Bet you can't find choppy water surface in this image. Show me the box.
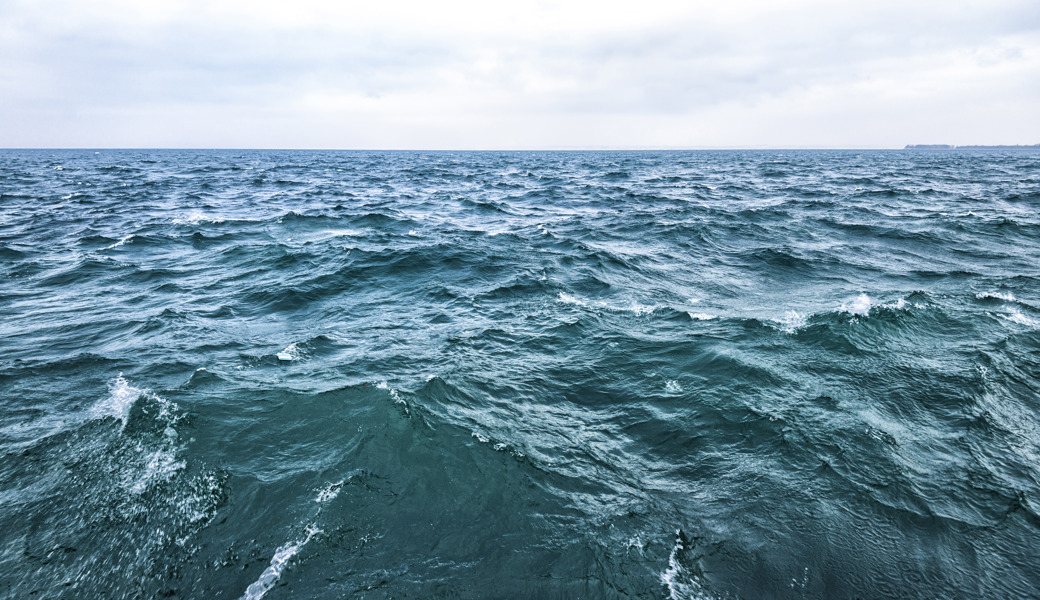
[1,149,1039,599]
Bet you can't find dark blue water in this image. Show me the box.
[2,149,1039,599]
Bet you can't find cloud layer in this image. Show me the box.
[2,0,1038,148]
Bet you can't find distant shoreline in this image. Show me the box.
[904,144,1040,150]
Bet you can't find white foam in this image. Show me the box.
[173,211,206,225]
[687,312,716,321]
[92,374,143,426]
[661,530,717,600]
[773,310,807,334]
[173,210,228,225]
[977,291,1016,302]
[376,381,406,406]
[101,234,134,250]
[315,480,344,504]
[620,302,657,316]
[839,293,873,316]
[277,342,301,361]
[240,526,321,600]
[1004,310,1039,328]
[557,292,588,307]
[664,380,683,394]
[125,447,186,495]
[557,292,657,316]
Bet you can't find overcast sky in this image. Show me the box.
[1,0,1038,149]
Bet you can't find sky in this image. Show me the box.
[1,0,1038,149]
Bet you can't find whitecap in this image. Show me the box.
[91,374,178,432]
[977,291,1016,302]
[173,211,210,225]
[687,312,716,321]
[661,530,717,600]
[91,374,143,426]
[315,480,344,504]
[839,293,873,316]
[376,381,407,406]
[125,447,186,495]
[277,342,301,361]
[240,526,321,600]
[557,292,657,316]
[619,302,658,316]
[772,310,807,334]
[664,380,683,394]
[1004,310,1039,328]
[557,292,588,307]
[101,234,134,250]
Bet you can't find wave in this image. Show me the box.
[90,373,145,426]
[661,530,719,600]
[5,150,1040,598]
[0,373,228,597]
[976,291,1016,302]
[556,291,668,317]
[838,293,874,316]
[240,526,321,600]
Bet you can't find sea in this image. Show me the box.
[1,149,1038,599]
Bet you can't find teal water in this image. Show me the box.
[1,150,1039,599]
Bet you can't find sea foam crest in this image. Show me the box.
[125,447,186,495]
[92,374,144,426]
[772,310,808,333]
[92,376,194,501]
[661,530,717,600]
[977,291,1016,302]
[1004,310,1039,328]
[556,292,658,316]
[839,293,873,316]
[240,526,321,600]
[557,292,588,308]
[174,211,225,225]
[277,342,302,362]
[376,381,407,407]
[315,480,345,504]
[101,234,134,250]
[471,431,525,458]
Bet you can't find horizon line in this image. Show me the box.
[1,144,1037,152]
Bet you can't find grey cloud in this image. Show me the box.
[1,0,1038,147]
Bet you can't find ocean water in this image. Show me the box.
[1,149,1039,599]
